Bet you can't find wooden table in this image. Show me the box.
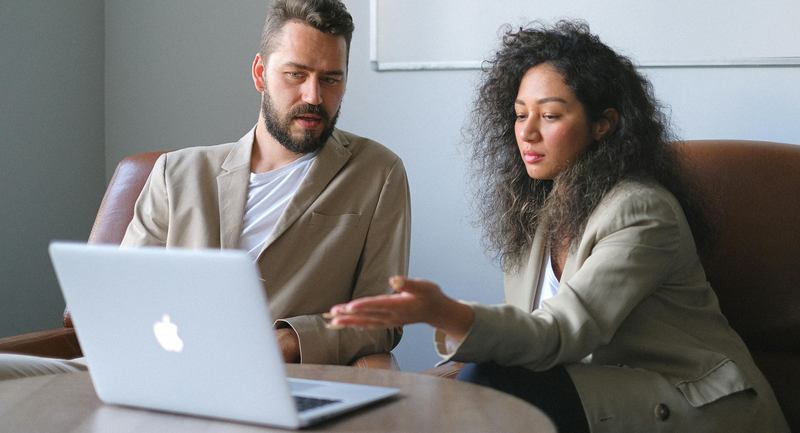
[0,364,556,432]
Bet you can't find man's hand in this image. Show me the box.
[276,327,300,363]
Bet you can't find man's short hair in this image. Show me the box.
[260,0,354,59]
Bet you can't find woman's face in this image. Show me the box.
[514,63,596,180]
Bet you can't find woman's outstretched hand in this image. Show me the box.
[326,276,475,341]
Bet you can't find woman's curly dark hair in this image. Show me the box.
[467,20,708,269]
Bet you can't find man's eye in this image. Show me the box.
[286,72,304,79]
[322,77,341,85]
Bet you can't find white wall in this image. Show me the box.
[0,0,106,337]
[645,67,800,143]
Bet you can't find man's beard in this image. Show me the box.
[261,92,339,154]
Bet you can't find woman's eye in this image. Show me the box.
[542,113,560,120]
[515,113,527,121]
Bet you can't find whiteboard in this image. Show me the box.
[369,0,800,71]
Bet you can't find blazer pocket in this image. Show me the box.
[675,359,753,407]
[309,212,361,229]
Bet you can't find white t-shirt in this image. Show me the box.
[239,152,316,260]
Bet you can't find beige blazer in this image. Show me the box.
[438,180,788,432]
[122,128,410,365]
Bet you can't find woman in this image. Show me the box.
[328,21,789,432]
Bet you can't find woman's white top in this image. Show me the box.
[537,254,561,309]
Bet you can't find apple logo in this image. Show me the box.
[153,314,184,352]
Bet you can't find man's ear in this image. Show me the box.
[252,53,266,92]
[592,108,619,141]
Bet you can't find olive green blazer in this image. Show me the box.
[122,128,409,365]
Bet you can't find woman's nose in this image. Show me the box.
[518,119,541,142]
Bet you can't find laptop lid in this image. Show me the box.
[48,242,398,429]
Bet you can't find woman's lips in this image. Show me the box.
[522,151,544,164]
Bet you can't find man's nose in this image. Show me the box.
[300,79,323,105]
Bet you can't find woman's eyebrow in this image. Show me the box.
[514,97,568,105]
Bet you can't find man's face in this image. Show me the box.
[260,22,347,154]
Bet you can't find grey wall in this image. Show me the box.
[105,0,266,174]
[0,0,106,337]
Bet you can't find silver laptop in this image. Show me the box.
[48,241,399,429]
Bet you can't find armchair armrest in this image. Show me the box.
[0,328,395,371]
[0,327,396,371]
[422,361,464,379]
[0,328,81,359]
[348,352,400,370]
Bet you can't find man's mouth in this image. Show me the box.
[294,114,323,129]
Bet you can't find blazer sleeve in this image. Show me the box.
[277,157,410,364]
[120,154,169,247]
[439,187,682,370]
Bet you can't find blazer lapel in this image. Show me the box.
[217,129,254,249]
[504,224,547,312]
[259,129,352,252]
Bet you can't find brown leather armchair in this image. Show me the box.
[0,151,398,370]
[426,140,800,430]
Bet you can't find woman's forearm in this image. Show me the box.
[430,298,475,342]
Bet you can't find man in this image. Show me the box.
[1,0,408,378]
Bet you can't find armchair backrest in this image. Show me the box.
[62,151,164,328]
[88,151,165,245]
[676,140,800,428]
